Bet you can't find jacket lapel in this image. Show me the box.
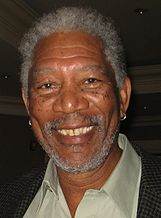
[13,167,46,218]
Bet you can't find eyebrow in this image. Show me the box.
[33,65,107,76]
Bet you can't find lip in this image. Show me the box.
[57,126,93,136]
[54,126,96,145]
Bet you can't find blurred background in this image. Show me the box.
[0,0,161,182]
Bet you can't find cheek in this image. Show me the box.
[86,89,120,132]
[29,95,54,121]
[28,97,54,146]
[86,88,118,114]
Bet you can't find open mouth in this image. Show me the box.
[57,126,94,136]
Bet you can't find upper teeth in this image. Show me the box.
[57,126,93,136]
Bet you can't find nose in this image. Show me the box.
[53,90,89,113]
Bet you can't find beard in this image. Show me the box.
[37,112,120,174]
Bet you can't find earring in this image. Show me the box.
[120,113,126,121]
[29,120,32,126]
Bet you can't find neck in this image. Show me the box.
[57,143,122,190]
[57,143,122,218]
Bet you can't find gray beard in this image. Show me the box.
[39,113,120,174]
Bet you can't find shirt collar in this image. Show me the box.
[39,157,59,207]
[101,133,141,217]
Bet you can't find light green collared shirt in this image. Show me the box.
[24,134,141,218]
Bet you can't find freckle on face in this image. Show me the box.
[104,92,111,100]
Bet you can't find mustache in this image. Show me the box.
[42,112,104,136]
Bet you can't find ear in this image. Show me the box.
[119,76,131,117]
[22,88,30,115]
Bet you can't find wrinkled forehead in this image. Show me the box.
[29,31,113,76]
[33,31,105,57]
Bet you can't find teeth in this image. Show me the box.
[83,128,87,134]
[62,129,67,136]
[69,129,74,136]
[58,126,93,136]
[73,129,79,136]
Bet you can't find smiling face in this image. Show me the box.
[23,31,131,173]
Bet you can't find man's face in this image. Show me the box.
[23,31,128,173]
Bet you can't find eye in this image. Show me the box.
[82,77,102,89]
[84,77,100,84]
[38,82,53,89]
[36,81,61,94]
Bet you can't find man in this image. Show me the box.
[0,6,161,218]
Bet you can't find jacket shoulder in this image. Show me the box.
[134,145,161,188]
[0,166,46,217]
[141,151,161,192]
[135,146,161,217]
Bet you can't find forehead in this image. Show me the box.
[31,31,109,74]
[34,31,104,53]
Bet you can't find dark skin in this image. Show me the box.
[22,31,131,217]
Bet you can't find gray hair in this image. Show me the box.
[19,7,127,94]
